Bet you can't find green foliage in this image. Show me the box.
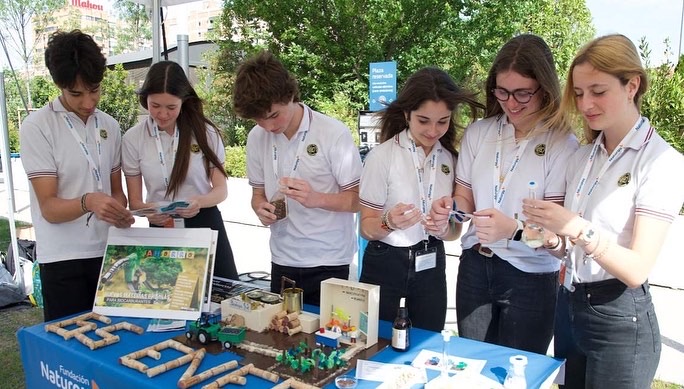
[0,0,64,65]
[99,64,140,132]
[111,0,151,54]
[316,86,365,145]
[195,52,251,147]
[7,121,20,153]
[3,71,33,153]
[216,0,594,114]
[139,256,183,287]
[639,38,684,154]
[29,75,58,108]
[207,0,595,173]
[224,145,247,178]
[521,0,595,80]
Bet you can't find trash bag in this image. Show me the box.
[4,239,36,276]
[2,239,36,296]
[0,264,25,308]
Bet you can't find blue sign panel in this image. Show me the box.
[369,61,397,111]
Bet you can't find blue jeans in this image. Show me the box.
[360,236,447,332]
[456,248,558,354]
[555,279,661,389]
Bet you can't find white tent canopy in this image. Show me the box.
[128,0,200,64]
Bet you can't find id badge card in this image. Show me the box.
[164,217,185,228]
[559,257,574,291]
[415,247,437,272]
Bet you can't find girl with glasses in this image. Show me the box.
[431,34,578,354]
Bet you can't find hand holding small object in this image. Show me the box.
[173,199,201,218]
[449,209,474,221]
[257,201,278,226]
[387,203,423,230]
[471,208,512,244]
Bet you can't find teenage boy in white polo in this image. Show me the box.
[20,30,134,321]
[232,51,362,306]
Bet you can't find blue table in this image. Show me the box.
[18,313,563,388]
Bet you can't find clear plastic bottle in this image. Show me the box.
[391,297,411,351]
[503,355,528,389]
[522,181,545,248]
[440,329,452,378]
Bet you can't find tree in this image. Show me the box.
[640,38,684,154]
[99,64,140,133]
[213,0,594,138]
[112,0,151,54]
[139,256,183,287]
[0,0,64,108]
[29,74,58,108]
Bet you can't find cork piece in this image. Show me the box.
[248,365,279,383]
[287,325,303,336]
[271,378,321,389]
[45,313,142,350]
[147,351,197,378]
[235,340,281,358]
[121,339,195,377]
[99,321,144,335]
[44,312,111,332]
[177,358,239,389]
[201,363,253,389]
[120,356,149,373]
[179,349,207,382]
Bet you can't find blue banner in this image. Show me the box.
[369,61,397,112]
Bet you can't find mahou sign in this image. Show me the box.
[71,0,103,11]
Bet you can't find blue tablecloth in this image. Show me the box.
[18,312,563,388]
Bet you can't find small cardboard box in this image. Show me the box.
[319,278,380,348]
[221,297,283,332]
[298,311,320,334]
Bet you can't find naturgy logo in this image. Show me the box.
[40,362,93,389]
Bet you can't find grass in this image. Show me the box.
[0,217,32,253]
[0,304,43,388]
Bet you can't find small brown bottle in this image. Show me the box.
[391,297,411,351]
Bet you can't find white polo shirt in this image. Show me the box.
[567,117,684,282]
[20,97,122,264]
[122,116,224,202]
[457,115,579,273]
[246,104,362,268]
[360,129,457,247]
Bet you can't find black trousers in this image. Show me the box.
[360,236,447,332]
[270,262,350,306]
[40,257,103,322]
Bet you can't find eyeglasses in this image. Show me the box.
[491,86,541,104]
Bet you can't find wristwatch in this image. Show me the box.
[380,210,395,232]
[510,219,524,241]
[571,224,597,247]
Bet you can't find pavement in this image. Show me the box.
[1,157,683,386]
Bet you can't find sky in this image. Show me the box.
[585,0,683,65]
[1,0,683,68]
